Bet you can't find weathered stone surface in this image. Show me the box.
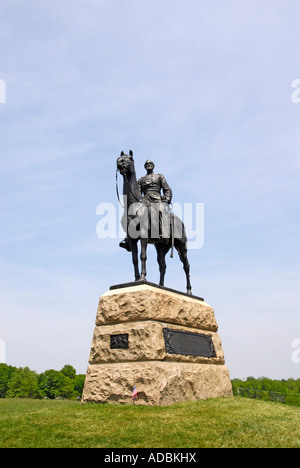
[89,321,225,365]
[96,284,218,332]
[82,284,232,406]
[82,361,233,406]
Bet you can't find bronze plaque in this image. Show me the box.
[163,328,216,358]
[110,334,129,349]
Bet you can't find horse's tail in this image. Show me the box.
[170,213,174,258]
[170,214,188,257]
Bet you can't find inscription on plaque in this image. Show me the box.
[110,334,129,349]
[163,328,216,358]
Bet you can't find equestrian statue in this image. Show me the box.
[116,150,192,295]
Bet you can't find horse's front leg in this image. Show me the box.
[139,238,148,281]
[156,244,167,286]
[129,238,140,281]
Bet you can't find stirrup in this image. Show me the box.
[119,239,131,252]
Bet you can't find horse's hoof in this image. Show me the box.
[187,288,192,295]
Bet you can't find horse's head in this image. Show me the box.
[117,150,134,176]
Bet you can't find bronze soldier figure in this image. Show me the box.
[120,160,173,250]
[138,160,172,241]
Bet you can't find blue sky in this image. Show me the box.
[0,0,299,379]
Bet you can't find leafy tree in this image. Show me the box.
[74,374,86,398]
[6,367,41,399]
[0,363,87,400]
[38,368,78,399]
[0,364,17,398]
[60,376,76,399]
[38,369,68,399]
[61,364,76,380]
[232,377,300,407]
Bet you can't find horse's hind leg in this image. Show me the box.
[175,240,192,294]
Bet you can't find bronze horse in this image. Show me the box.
[116,151,192,295]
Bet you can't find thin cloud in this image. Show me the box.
[1,0,299,377]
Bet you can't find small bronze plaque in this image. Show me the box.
[163,328,216,358]
[110,334,129,349]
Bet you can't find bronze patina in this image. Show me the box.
[116,150,192,294]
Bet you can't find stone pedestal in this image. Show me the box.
[82,282,232,406]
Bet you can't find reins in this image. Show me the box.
[115,170,124,208]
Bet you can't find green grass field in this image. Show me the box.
[0,397,299,448]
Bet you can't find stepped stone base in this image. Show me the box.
[82,283,232,406]
[83,361,232,406]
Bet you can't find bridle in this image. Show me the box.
[115,161,141,208]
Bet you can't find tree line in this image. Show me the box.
[232,376,300,407]
[1,364,300,406]
[0,364,85,400]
